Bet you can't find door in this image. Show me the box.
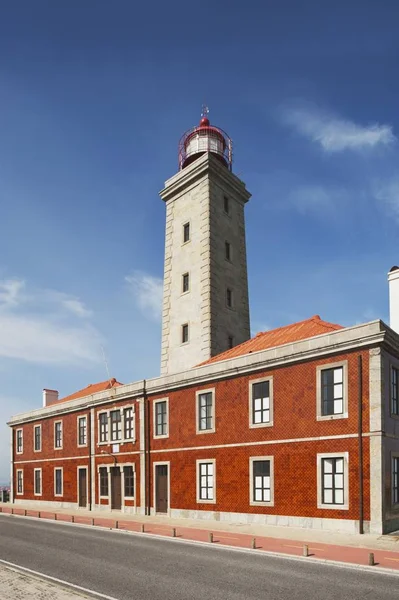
[155,464,168,513]
[78,468,87,508]
[111,467,122,510]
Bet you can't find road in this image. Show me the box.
[0,515,398,600]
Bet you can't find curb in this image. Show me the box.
[1,512,399,577]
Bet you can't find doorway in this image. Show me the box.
[78,468,87,508]
[111,467,122,510]
[155,464,168,514]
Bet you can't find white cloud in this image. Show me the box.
[125,271,163,321]
[373,177,399,221]
[0,278,102,366]
[282,103,396,152]
[287,185,347,214]
[0,279,25,308]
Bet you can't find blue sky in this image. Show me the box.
[1,0,399,480]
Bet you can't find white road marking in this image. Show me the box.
[0,558,121,600]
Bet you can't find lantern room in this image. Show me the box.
[178,109,233,171]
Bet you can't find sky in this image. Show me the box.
[1,0,399,481]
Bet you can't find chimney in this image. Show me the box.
[43,389,59,407]
[388,266,399,334]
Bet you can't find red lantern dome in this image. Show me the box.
[178,108,233,171]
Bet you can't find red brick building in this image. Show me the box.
[8,315,399,534]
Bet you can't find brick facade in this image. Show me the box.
[10,331,399,534]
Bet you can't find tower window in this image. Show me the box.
[224,196,230,214]
[228,335,234,349]
[182,272,189,293]
[225,241,231,261]
[182,323,189,343]
[226,288,233,308]
[183,222,190,243]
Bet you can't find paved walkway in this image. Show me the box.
[0,563,89,599]
[1,502,399,572]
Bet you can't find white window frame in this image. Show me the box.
[34,468,42,497]
[153,398,169,439]
[16,428,23,454]
[54,467,63,497]
[196,459,216,504]
[392,452,399,508]
[33,424,42,453]
[98,411,109,444]
[54,420,63,450]
[98,465,109,499]
[317,452,349,510]
[16,469,23,495]
[97,405,136,446]
[249,456,274,507]
[195,388,216,434]
[249,376,274,429]
[77,415,88,448]
[122,463,135,500]
[316,360,348,421]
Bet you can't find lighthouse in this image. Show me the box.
[160,109,251,375]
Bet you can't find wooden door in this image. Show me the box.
[111,467,122,510]
[155,464,168,513]
[78,468,87,508]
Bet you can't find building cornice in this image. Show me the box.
[8,319,398,426]
[159,153,251,204]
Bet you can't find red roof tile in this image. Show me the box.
[49,378,123,405]
[199,315,344,366]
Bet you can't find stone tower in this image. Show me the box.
[160,113,251,375]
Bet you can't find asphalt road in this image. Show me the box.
[0,515,398,600]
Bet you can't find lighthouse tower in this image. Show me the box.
[160,109,251,375]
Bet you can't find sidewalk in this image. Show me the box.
[0,563,89,599]
[2,502,399,572]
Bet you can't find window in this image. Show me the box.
[224,195,230,214]
[124,466,134,497]
[317,453,349,509]
[16,470,23,495]
[226,288,233,308]
[392,367,399,416]
[197,460,215,503]
[78,416,87,446]
[54,468,63,496]
[154,400,168,437]
[124,407,134,440]
[228,335,234,349]
[99,467,108,497]
[317,362,348,421]
[182,323,189,344]
[225,241,231,261]
[34,425,41,452]
[99,413,108,443]
[183,222,190,243]
[54,421,62,449]
[182,272,189,293]
[393,456,399,505]
[110,410,122,442]
[16,429,23,454]
[197,390,215,433]
[250,378,273,427]
[34,469,42,496]
[250,459,273,505]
